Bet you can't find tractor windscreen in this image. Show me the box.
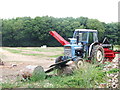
[73,31,87,42]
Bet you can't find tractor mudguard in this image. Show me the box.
[88,42,100,57]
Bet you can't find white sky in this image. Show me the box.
[0,0,119,23]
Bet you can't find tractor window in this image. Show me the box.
[89,32,98,44]
[73,31,78,38]
[93,33,98,42]
[80,32,87,41]
[89,32,94,44]
[73,31,87,42]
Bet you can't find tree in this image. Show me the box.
[104,22,118,44]
[86,19,105,42]
[2,16,119,47]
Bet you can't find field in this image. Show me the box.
[0,47,119,88]
[0,47,63,86]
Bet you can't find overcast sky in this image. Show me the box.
[0,0,119,23]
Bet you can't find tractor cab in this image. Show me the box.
[71,29,98,45]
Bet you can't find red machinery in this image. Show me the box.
[104,48,116,62]
[49,31,70,46]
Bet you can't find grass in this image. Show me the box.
[1,62,109,88]
[58,63,107,88]
[2,47,64,58]
[16,47,63,52]
[31,47,63,52]
[3,48,22,54]
[1,81,22,88]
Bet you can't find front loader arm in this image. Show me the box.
[49,31,70,46]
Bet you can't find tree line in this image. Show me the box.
[1,16,119,47]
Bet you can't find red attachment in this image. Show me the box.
[49,31,70,46]
[104,48,116,62]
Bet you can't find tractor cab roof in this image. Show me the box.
[75,29,97,32]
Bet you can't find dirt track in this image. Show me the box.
[0,48,55,82]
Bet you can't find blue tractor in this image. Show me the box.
[49,29,104,68]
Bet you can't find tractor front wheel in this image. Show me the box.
[91,45,104,63]
[74,58,84,68]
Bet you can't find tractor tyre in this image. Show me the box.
[91,45,104,63]
[74,58,84,68]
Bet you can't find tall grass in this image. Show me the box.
[46,63,107,88]
[1,62,108,88]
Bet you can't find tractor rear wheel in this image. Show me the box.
[91,45,104,63]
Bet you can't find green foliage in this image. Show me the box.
[104,22,119,44]
[45,63,107,88]
[60,64,107,88]
[1,82,15,88]
[1,82,22,88]
[1,63,107,88]
[30,68,46,82]
[106,68,120,74]
[2,16,119,46]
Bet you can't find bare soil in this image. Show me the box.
[0,47,56,82]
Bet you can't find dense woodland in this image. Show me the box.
[1,16,120,47]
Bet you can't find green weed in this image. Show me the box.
[41,63,107,88]
[106,68,120,74]
[60,63,107,88]
[30,71,46,82]
[1,82,22,89]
